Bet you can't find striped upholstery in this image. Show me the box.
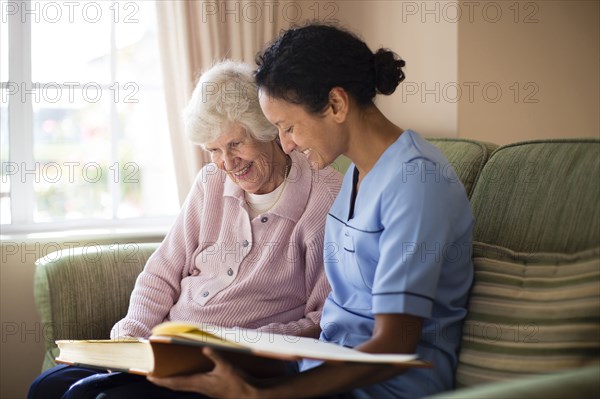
[456,244,600,386]
[457,139,600,387]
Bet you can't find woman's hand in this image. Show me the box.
[148,347,262,399]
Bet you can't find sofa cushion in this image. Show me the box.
[470,139,600,253]
[427,138,497,198]
[455,242,600,387]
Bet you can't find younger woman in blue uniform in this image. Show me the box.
[150,23,474,399]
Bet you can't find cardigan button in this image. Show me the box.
[260,216,268,223]
[227,268,234,276]
[242,239,249,247]
[202,291,209,297]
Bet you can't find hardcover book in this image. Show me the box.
[56,321,429,377]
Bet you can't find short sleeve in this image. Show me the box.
[372,158,455,318]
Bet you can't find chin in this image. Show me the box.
[312,157,332,170]
[240,183,259,193]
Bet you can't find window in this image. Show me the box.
[0,0,179,232]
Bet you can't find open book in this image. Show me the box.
[56,321,429,377]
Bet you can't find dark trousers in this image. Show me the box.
[27,365,206,399]
[28,364,356,399]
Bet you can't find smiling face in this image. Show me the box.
[258,91,345,170]
[204,123,285,194]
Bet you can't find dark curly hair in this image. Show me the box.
[255,23,405,114]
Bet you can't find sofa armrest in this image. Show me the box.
[34,242,159,371]
[427,364,600,399]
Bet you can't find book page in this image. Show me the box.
[55,340,154,374]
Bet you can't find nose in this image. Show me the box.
[279,132,297,154]
[221,152,239,171]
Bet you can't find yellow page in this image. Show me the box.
[151,322,243,348]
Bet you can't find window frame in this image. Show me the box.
[0,0,177,234]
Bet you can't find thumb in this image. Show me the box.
[203,347,232,370]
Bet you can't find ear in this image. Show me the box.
[327,87,349,123]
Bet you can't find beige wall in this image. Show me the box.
[336,1,459,137]
[338,0,599,144]
[457,0,599,144]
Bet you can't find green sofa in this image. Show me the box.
[34,138,600,397]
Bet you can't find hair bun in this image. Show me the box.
[373,48,406,95]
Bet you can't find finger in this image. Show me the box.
[202,347,219,361]
[202,347,231,370]
[147,349,231,393]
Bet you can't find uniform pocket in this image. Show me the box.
[343,228,380,291]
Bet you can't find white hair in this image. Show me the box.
[184,60,278,146]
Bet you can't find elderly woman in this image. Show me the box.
[28,60,342,399]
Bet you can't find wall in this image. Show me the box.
[457,0,599,144]
[336,1,460,137]
[337,1,599,144]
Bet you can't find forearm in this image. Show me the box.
[259,362,402,398]
[112,201,199,338]
[111,306,170,338]
[113,176,205,339]
[257,312,321,338]
[111,270,179,338]
[261,313,422,398]
[111,295,171,338]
